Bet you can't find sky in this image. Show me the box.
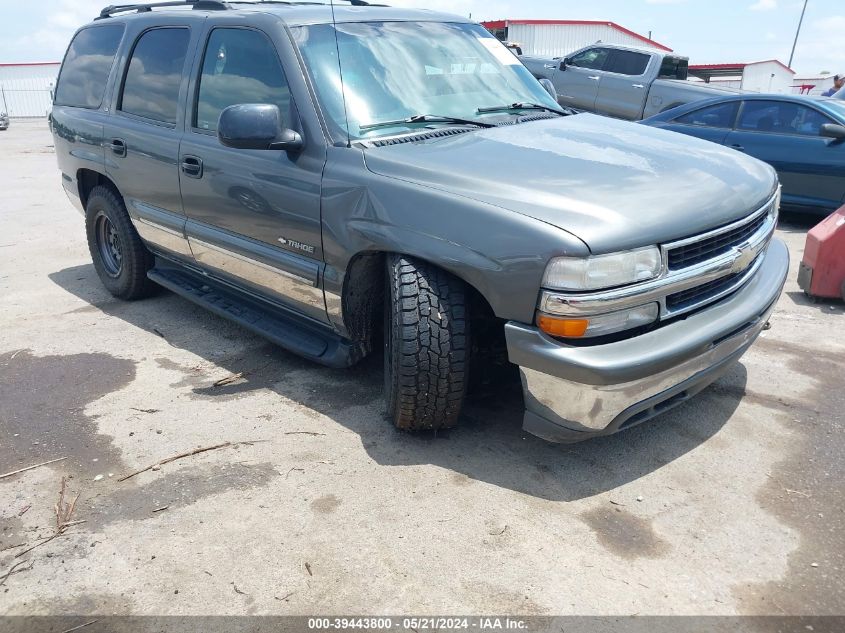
[0,0,843,76]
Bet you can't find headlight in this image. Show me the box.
[542,247,662,291]
[537,303,659,339]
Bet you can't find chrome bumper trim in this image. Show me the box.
[509,238,789,441]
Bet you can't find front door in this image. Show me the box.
[555,47,610,111]
[104,25,195,261]
[178,25,327,322]
[725,99,845,213]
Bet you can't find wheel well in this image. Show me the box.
[341,251,505,366]
[77,169,121,210]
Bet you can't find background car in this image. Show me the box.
[641,94,845,216]
[0,112,9,131]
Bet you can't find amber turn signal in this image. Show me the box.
[537,314,589,338]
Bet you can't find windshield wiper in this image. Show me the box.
[477,102,571,116]
[359,114,496,131]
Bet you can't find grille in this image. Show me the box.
[665,266,753,312]
[667,211,767,270]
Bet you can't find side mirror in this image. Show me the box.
[539,78,557,100]
[559,58,569,71]
[820,123,845,140]
[218,103,303,152]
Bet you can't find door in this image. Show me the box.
[658,100,739,145]
[179,26,327,322]
[594,49,652,120]
[104,26,194,260]
[555,47,611,111]
[725,99,845,212]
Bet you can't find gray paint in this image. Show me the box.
[52,5,788,441]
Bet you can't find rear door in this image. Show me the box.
[657,100,739,145]
[555,47,611,111]
[103,21,198,261]
[178,22,328,322]
[594,49,652,120]
[725,99,845,212]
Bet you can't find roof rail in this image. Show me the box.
[98,0,228,19]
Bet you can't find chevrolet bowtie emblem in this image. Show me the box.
[731,245,755,274]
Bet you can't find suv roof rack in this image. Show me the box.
[98,0,380,18]
[98,0,228,19]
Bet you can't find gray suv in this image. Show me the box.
[52,0,788,442]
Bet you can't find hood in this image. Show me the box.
[362,114,777,254]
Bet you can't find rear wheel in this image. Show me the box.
[85,185,157,300]
[384,255,470,431]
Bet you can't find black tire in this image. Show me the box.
[85,185,157,300]
[384,255,470,431]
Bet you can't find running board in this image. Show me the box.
[147,266,361,368]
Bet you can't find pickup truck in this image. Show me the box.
[52,1,788,443]
[522,43,738,120]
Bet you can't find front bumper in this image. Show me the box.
[506,238,789,443]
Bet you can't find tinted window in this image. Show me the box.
[568,48,611,71]
[120,28,190,124]
[658,56,688,80]
[675,101,739,128]
[738,100,834,136]
[605,50,650,76]
[195,28,291,132]
[55,25,124,109]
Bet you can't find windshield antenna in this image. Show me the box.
[330,0,351,148]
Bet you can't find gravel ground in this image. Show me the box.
[0,118,842,618]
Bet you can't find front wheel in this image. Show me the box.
[384,255,470,431]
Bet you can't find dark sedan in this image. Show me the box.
[642,94,845,215]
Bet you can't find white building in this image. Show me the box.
[688,60,795,94]
[792,75,837,96]
[0,62,60,117]
[482,19,672,58]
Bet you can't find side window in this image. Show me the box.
[658,56,688,80]
[195,28,291,132]
[738,100,834,136]
[119,27,190,124]
[605,50,650,76]
[55,25,125,109]
[568,48,611,71]
[674,102,739,129]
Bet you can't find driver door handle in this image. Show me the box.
[544,63,556,69]
[181,155,203,178]
[730,144,745,152]
[632,84,645,89]
[588,75,600,81]
[108,138,126,157]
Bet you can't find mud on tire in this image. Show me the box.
[384,254,470,431]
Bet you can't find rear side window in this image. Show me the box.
[194,28,291,132]
[55,25,125,109]
[605,50,650,76]
[120,28,190,124]
[674,102,739,129]
[658,56,688,80]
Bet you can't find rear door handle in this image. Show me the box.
[181,155,203,178]
[632,83,645,89]
[588,75,600,81]
[730,144,745,152]
[108,138,126,157]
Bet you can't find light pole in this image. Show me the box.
[788,0,809,69]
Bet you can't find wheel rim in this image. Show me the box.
[95,213,122,277]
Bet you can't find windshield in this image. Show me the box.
[291,21,560,142]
